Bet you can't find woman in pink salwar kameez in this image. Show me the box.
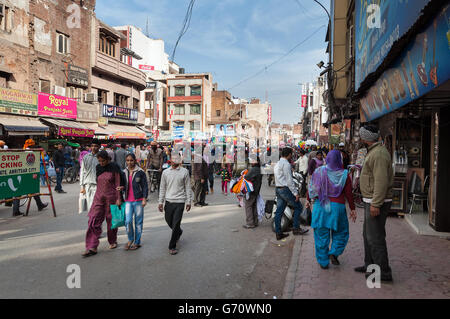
[82,151,123,258]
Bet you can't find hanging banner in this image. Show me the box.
[301,95,307,108]
[360,6,450,122]
[355,0,431,90]
[0,88,38,116]
[38,93,77,119]
[58,127,95,138]
[0,151,40,199]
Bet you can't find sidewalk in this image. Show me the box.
[284,211,450,299]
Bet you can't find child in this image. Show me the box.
[220,161,232,196]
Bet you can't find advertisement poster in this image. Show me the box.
[0,151,40,199]
[360,6,450,122]
[0,88,38,116]
[38,93,77,119]
[58,127,95,138]
[301,95,307,108]
[172,126,185,139]
[355,0,431,90]
[215,124,236,137]
[102,104,138,123]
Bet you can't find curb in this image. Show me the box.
[282,235,303,299]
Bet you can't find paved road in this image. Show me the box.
[0,176,296,299]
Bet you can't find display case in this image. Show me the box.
[391,177,407,213]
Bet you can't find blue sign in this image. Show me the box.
[173,126,185,139]
[355,0,431,90]
[360,5,450,122]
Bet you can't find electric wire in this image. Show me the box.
[227,24,327,92]
[171,0,195,62]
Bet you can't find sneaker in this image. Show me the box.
[330,255,340,265]
[200,203,209,207]
[293,228,309,235]
[243,224,256,229]
[38,203,49,211]
[276,233,289,241]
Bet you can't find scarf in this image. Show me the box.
[309,150,348,212]
[96,162,122,179]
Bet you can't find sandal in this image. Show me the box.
[109,243,118,249]
[130,244,141,250]
[82,250,97,258]
[124,242,133,251]
[169,249,178,255]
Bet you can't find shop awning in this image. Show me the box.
[41,118,95,138]
[0,114,49,136]
[84,123,111,136]
[106,124,146,140]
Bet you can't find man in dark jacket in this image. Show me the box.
[53,143,66,193]
[114,143,128,170]
[243,158,263,228]
[192,151,209,207]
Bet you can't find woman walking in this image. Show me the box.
[123,154,148,251]
[220,158,232,196]
[82,151,123,258]
[306,150,356,269]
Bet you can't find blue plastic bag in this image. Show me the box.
[110,204,125,229]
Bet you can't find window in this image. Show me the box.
[133,98,139,110]
[99,34,117,57]
[175,86,185,96]
[145,92,153,102]
[190,85,201,96]
[0,6,12,32]
[98,89,108,104]
[174,104,185,115]
[39,79,51,94]
[190,121,200,131]
[56,32,70,54]
[216,110,221,117]
[190,104,201,115]
[67,85,84,100]
[114,93,129,107]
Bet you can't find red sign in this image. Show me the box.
[38,93,77,119]
[301,95,307,108]
[58,126,95,138]
[139,65,155,71]
[268,105,272,122]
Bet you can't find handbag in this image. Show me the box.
[47,161,56,177]
[110,204,126,229]
[300,206,312,226]
[78,193,87,214]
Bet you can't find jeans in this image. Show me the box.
[40,174,46,186]
[274,187,302,234]
[55,166,64,191]
[125,201,144,245]
[363,202,392,276]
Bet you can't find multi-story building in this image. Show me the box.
[166,73,213,139]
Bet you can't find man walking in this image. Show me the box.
[114,143,128,170]
[354,125,394,282]
[80,139,100,211]
[274,148,309,240]
[146,141,163,188]
[192,148,209,207]
[53,143,66,193]
[158,157,192,255]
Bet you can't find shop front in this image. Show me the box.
[40,118,95,147]
[358,2,450,232]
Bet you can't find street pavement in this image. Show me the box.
[0,176,294,299]
[284,209,450,299]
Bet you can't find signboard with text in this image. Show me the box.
[58,127,95,138]
[102,104,138,124]
[0,88,38,116]
[360,7,450,122]
[38,93,77,119]
[355,0,430,90]
[66,64,89,87]
[139,65,155,71]
[301,95,307,108]
[0,151,40,199]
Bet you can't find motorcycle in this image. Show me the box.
[265,171,307,233]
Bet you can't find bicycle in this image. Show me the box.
[147,169,160,193]
[348,164,364,208]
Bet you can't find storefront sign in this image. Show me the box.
[0,151,40,199]
[146,82,157,89]
[38,93,77,119]
[110,132,146,139]
[355,0,430,90]
[58,127,95,138]
[77,102,99,122]
[360,8,450,122]
[139,65,155,71]
[66,64,89,87]
[102,104,138,123]
[0,88,38,116]
[301,95,307,108]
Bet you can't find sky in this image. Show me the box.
[95,0,330,124]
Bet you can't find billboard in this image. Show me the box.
[102,104,138,123]
[355,0,431,90]
[38,93,77,119]
[360,6,450,122]
[215,124,236,137]
[0,88,38,116]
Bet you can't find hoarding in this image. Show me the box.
[0,151,40,199]
[0,88,38,116]
[38,93,77,119]
[215,124,236,137]
[102,104,138,124]
[355,0,431,90]
[360,6,450,122]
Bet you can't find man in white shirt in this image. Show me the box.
[274,147,309,240]
[80,139,100,211]
[295,149,309,175]
[159,156,192,255]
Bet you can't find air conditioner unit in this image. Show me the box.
[84,92,98,102]
[53,86,66,96]
[0,4,5,17]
